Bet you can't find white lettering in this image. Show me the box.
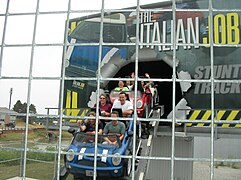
[194,64,241,94]
[187,17,199,49]
[176,19,187,50]
[151,22,162,51]
[139,15,200,51]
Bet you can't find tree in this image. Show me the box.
[13,100,37,114]
[13,100,23,113]
[29,104,37,114]
[23,103,28,113]
[13,100,37,122]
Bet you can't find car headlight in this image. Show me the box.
[112,153,121,166]
[66,149,75,162]
[136,100,143,108]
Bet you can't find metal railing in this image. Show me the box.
[1,0,241,180]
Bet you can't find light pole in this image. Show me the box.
[9,88,13,109]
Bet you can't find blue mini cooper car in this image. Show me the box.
[63,120,134,179]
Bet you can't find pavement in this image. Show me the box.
[193,162,241,180]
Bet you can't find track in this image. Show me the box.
[134,107,163,180]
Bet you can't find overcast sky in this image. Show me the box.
[0,0,165,114]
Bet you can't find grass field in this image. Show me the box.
[0,162,74,180]
[0,122,74,180]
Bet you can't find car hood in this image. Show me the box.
[87,145,117,155]
[69,143,119,155]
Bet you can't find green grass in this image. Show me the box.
[0,129,72,142]
[0,149,72,179]
[0,149,58,166]
[0,129,74,179]
[0,131,36,141]
[0,162,74,180]
[0,129,72,166]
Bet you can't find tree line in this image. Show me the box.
[12,100,37,114]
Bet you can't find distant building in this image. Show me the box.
[0,107,18,127]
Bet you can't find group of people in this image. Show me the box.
[77,72,155,143]
[78,91,133,144]
[114,72,154,94]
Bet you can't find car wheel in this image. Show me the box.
[125,157,132,177]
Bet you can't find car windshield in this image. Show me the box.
[72,133,120,148]
[69,21,126,43]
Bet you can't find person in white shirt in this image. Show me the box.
[111,91,133,117]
